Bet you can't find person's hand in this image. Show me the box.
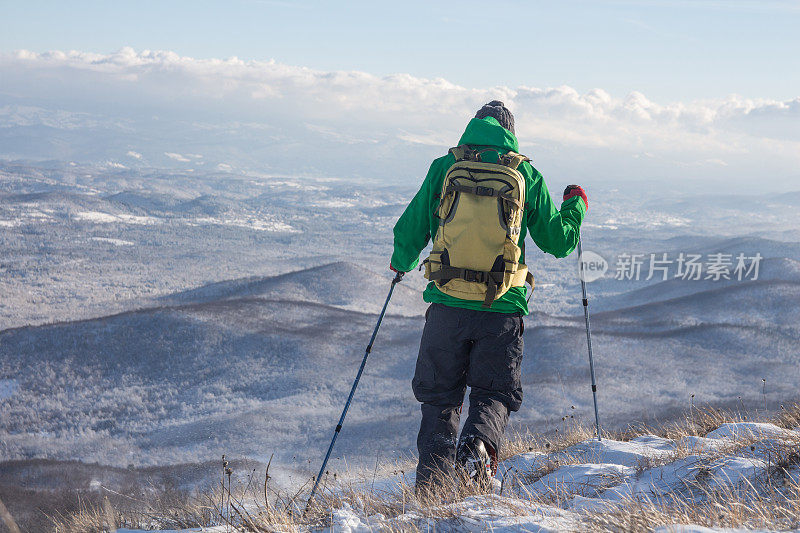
[389,263,405,283]
[563,185,588,210]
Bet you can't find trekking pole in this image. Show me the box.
[304,270,405,514]
[577,237,602,441]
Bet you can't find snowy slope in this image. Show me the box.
[316,422,800,532]
[591,279,800,329]
[0,294,423,485]
[162,262,427,317]
[115,421,800,532]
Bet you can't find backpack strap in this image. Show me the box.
[443,183,523,210]
[449,145,499,162]
[427,257,535,308]
[449,145,473,161]
[428,265,505,308]
[449,146,530,169]
[499,151,530,170]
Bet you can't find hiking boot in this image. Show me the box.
[456,437,494,490]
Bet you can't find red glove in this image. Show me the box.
[389,263,405,283]
[563,185,588,210]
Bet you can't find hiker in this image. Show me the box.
[390,101,587,492]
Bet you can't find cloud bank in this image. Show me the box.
[1,47,798,189]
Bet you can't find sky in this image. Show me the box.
[0,0,798,189]
[2,0,799,102]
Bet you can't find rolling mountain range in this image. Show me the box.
[162,261,428,317]
[2,258,798,495]
[2,162,799,511]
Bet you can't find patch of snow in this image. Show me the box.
[192,216,299,233]
[623,455,704,497]
[325,504,375,533]
[498,451,548,477]
[567,494,618,512]
[268,179,329,192]
[709,456,766,487]
[0,220,18,227]
[531,463,634,495]
[74,211,160,225]
[90,237,135,246]
[563,437,675,467]
[680,435,734,452]
[629,434,676,451]
[705,422,796,441]
[74,211,124,223]
[584,222,620,230]
[313,199,356,209]
[25,209,53,220]
[445,495,581,532]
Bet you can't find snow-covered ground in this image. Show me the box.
[112,421,800,532]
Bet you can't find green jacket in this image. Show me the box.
[391,116,586,315]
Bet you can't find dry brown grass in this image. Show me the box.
[587,479,800,533]
[501,421,599,460]
[46,402,800,532]
[582,405,800,533]
[775,403,800,430]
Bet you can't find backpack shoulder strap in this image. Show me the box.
[450,145,530,169]
[499,151,530,170]
[448,145,474,162]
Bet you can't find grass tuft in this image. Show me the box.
[46,402,800,532]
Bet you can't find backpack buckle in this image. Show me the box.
[460,148,475,161]
[463,269,486,283]
[475,186,494,197]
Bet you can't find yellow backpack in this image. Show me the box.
[423,145,534,308]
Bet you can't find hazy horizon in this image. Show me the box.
[2,0,799,192]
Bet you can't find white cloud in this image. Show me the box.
[164,152,190,162]
[1,48,798,187]
[126,151,142,159]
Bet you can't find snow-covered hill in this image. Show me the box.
[313,420,800,532]
[596,257,800,312]
[163,261,427,317]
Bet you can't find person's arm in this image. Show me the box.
[525,167,586,258]
[390,161,439,272]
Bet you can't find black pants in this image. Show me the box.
[412,303,524,487]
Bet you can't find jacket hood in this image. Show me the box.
[457,116,519,153]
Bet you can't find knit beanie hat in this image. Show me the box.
[474,100,515,135]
